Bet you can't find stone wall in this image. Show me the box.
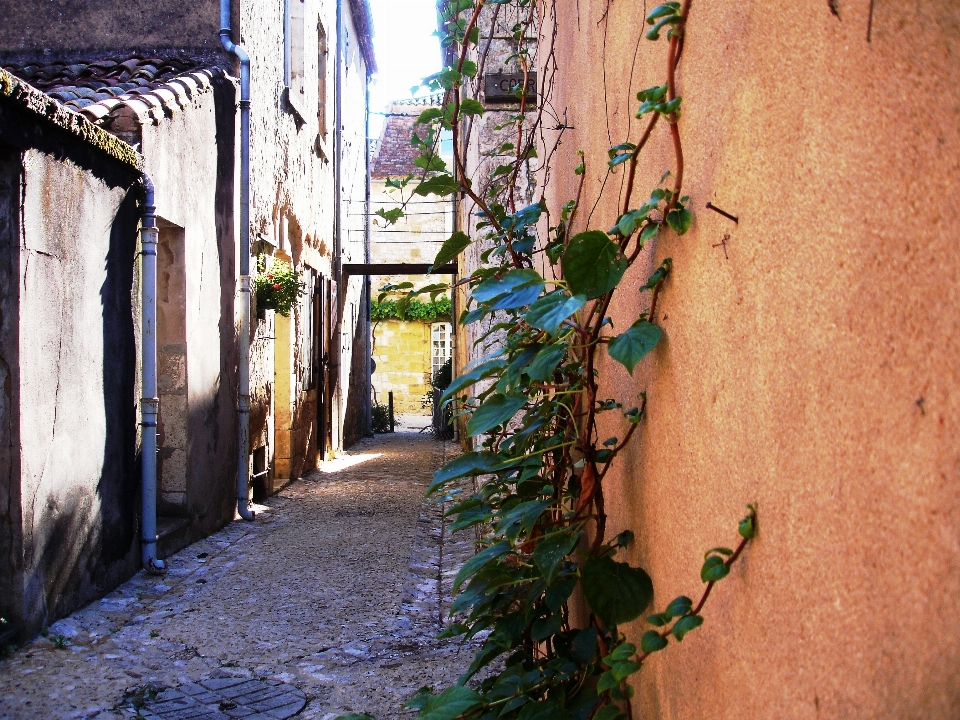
[372,320,431,414]
[539,2,960,717]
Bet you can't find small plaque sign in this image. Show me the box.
[484,72,537,105]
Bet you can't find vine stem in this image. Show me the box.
[620,113,660,220]
[636,520,754,664]
[662,0,692,217]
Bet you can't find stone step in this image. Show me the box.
[156,516,192,560]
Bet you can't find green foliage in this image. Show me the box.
[372,296,452,323]
[372,403,392,434]
[607,321,663,375]
[341,3,759,720]
[254,258,306,317]
[433,231,472,269]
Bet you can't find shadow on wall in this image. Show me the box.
[21,190,141,635]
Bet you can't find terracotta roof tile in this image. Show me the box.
[1,54,207,114]
[371,95,445,179]
[1,54,228,145]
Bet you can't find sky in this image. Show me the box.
[367,0,442,138]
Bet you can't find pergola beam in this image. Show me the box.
[342,263,458,276]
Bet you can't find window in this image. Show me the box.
[284,0,306,117]
[318,21,328,139]
[432,322,452,376]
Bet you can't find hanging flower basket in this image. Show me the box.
[254,261,305,317]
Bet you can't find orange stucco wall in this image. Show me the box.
[541,1,960,717]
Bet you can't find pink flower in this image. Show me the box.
[273,284,282,290]
[267,274,274,279]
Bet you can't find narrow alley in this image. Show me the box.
[0,432,476,720]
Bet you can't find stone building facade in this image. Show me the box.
[0,0,373,641]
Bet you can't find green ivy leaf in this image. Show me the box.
[607,321,663,375]
[665,595,693,618]
[646,2,680,24]
[611,660,642,682]
[646,15,683,41]
[518,702,573,720]
[533,529,581,583]
[430,451,503,492]
[525,291,586,335]
[440,356,507,403]
[672,614,704,642]
[646,612,671,627]
[704,547,733,559]
[639,222,660,242]
[739,510,756,539]
[700,555,730,583]
[472,269,544,310]
[419,685,485,720]
[416,107,444,125]
[592,705,624,720]
[432,231,471,270]
[375,207,404,225]
[562,231,629,299]
[453,540,511,591]
[461,59,478,78]
[466,393,527,436]
[640,258,672,291]
[460,98,485,116]
[665,206,692,234]
[596,671,619,694]
[544,576,577,611]
[414,174,460,197]
[526,344,566,382]
[581,556,654,627]
[531,613,563,642]
[640,630,668,653]
[606,642,636,662]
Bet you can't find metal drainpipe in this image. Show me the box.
[139,174,165,572]
[333,0,343,452]
[221,0,255,520]
[363,79,372,436]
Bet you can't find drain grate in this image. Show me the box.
[137,677,307,719]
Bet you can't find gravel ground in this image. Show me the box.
[0,432,479,720]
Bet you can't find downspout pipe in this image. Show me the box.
[220,0,255,520]
[139,174,165,572]
[363,79,372,436]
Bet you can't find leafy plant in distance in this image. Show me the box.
[348,2,757,719]
[372,296,452,322]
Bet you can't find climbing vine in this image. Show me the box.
[351,2,756,718]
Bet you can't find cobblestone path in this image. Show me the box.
[0,432,479,720]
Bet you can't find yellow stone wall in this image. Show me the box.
[372,319,432,413]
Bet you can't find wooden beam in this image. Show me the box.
[342,263,458,276]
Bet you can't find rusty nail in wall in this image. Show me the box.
[706,202,739,224]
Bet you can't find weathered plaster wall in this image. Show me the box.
[0,0,222,58]
[17,150,140,635]
[540,1,960,717]
[140,76,237,535]
[372,320,431,413]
